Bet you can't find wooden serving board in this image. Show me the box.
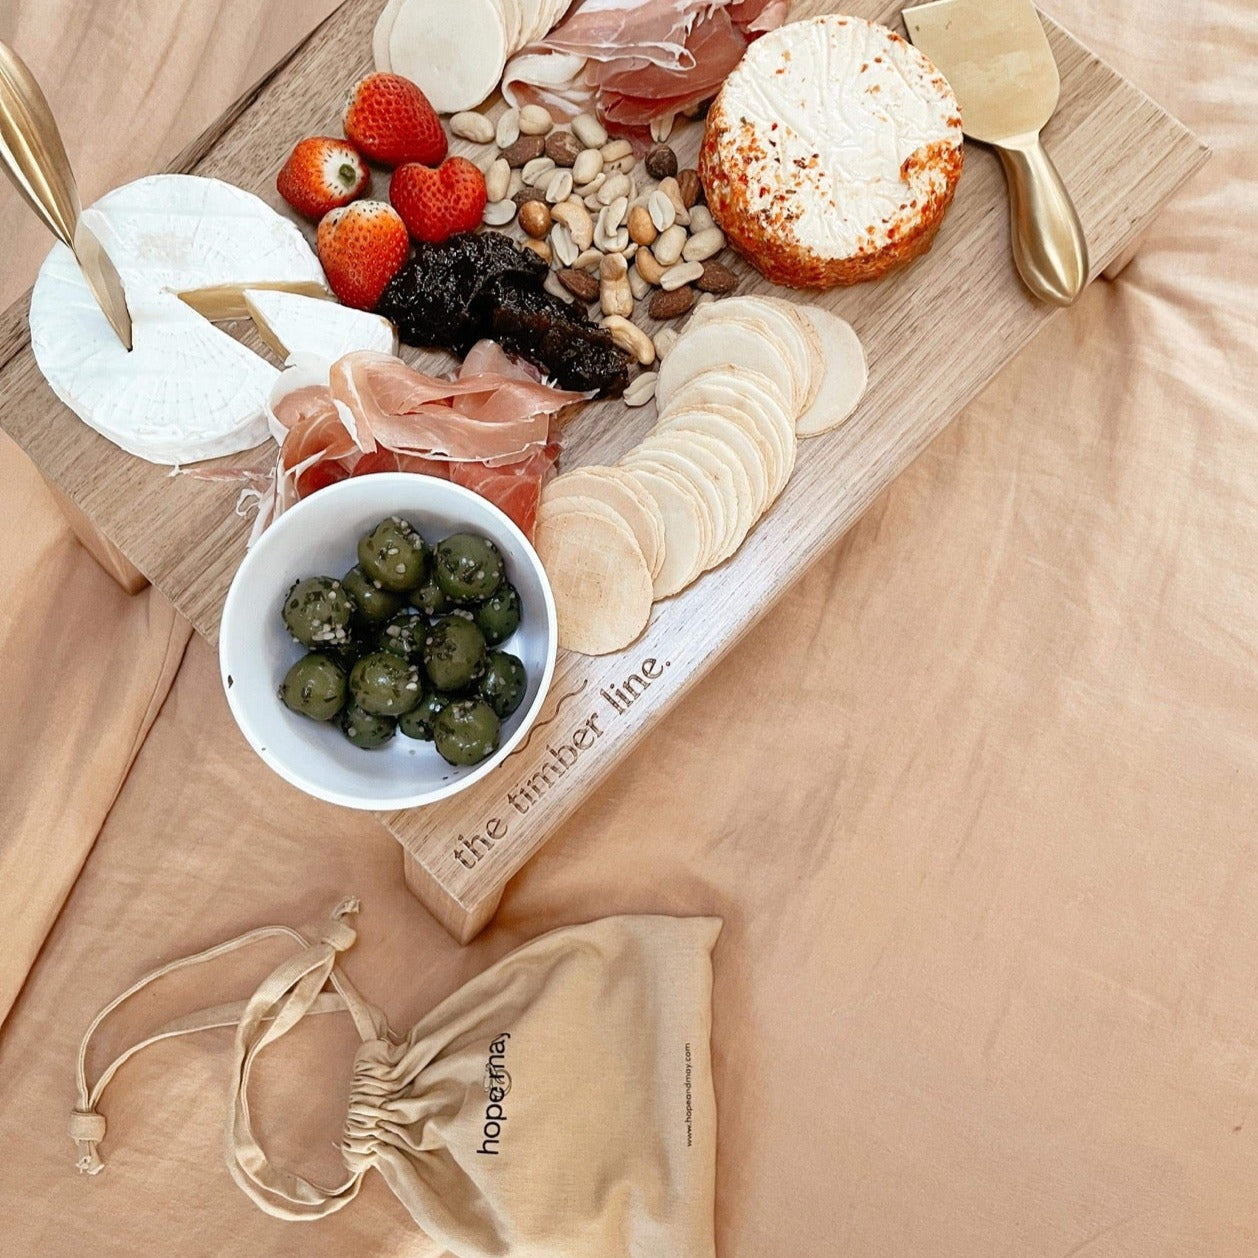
[0,0,1206,941]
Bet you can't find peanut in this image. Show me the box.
[450,111,495,144]
[572,113,608,149]
[628,205,658,247]
[519,200,552,239]
[600,254,633,318]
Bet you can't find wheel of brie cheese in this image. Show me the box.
[29,174,330,465]
[700,15,964,289]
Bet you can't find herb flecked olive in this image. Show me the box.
[474,583,522,646]
[423,615,487,693]
[433,533,505,604]
[378,609,427,663]
[399,692,451,742]
[479,651,528,719]
[279,652,347,722]
[339,702,396,750]
[349,651,422,717]
[433,698,501,766]
[342,565,404,627]
[407,574,451,617]
[282,577,353,649]
[358,517,429,592]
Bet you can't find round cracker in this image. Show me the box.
[758,295,827,416]
[622,444,727,578]
[390,0,507,114]
[654,406,772,521]
[793,306,869,437]
[533,499,653,656]
[543,467,666,579]
[620,463,711,599]
[656,319,798,420]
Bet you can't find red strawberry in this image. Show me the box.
[344,73,447,168]
[390,158,487,245]
[276,137,369,220]
[317,201,410,310]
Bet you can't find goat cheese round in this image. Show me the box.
[700,15,964,289]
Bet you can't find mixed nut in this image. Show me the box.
[450,103,739,407]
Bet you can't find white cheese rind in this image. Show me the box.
[243,290,398,363]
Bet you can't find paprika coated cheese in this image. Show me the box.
[700,15,964,289]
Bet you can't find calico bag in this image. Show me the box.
[71,902,721,1257]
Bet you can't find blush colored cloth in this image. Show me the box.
[1,0,1257,1255]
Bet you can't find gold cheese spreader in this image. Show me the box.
[904,0,1089,305]
[0,41,132,348]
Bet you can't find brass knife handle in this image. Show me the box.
[0,40,82,248]
[995,133,1090,306]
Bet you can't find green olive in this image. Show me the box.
[479,651,528,719]
[434,698,501,766]
[399,692,451,741]
[279,652,347,722]
[342,565,404,627]
[339,702,396,749]
[349,651,422,717]
[423,615,487,692]
[407,574,451,617]
[474,583,522,646]
[281,577,354,650]
[434,533,505,605]
[358,517,429,592]
[378,609,427,663]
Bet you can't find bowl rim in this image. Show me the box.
[218,472,558,811]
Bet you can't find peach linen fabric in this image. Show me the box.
[1,0,1257,1255]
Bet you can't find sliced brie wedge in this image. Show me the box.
[243,289,398,363]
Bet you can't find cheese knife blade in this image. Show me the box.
[0,41,133,349]
[903,0,1089,304]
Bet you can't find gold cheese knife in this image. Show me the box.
[903,0,1089,305]
[0,41,132,348]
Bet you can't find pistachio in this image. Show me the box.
[482,199,517,227]
[572,113,608,149]
[501,134,545,168]
[450,111,495,144]
[603,315,656,366]
[652,224,688,267]
[649,286,696,320]
[496,108,521,150]
[660,261,705,291]
[572,148,604,186]
[695,260,738,294]
[485,157,511,204]
[628,205,658,247]
[551,200,594,251]
[545,130,582,167]
[645,143,679,181]
[601,138,633,164]
[519,200,553,240]
[682,227,726,263]
[557,268,600,301]
[518,104,554,136]
[624,370,659,407]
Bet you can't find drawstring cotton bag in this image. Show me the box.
[71,901,721,1257]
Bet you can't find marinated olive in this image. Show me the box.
[423,615,487,693]
[407,574,451,617]
[358,517,429,592]
[279,652,347,722]
[474,584,522,646]
[349,651,422,717]
[342,565,404,627]
[479,651,528,719]
[399,692,451,742]
[282,577,354,650]
[433,698,501,767]
[378,609,427,663]
[340,702,396,750]
[433,533,505,604]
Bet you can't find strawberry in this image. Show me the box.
[317,201,410,310]
[344,73,447,168]
[390,158,487,245]
[276,136,369,220]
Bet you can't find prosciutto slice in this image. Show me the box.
[227,344,583,541]
[501,0,786,124]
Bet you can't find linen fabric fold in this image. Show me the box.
[73,903,721,1257]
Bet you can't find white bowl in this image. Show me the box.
[219,473,557,810]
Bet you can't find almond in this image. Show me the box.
[649,286,695,320]
[677,168,703,208]
[545,130,582,167]
[501,135,546,168]
[557,268,600,302]
[695,260,738,294]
